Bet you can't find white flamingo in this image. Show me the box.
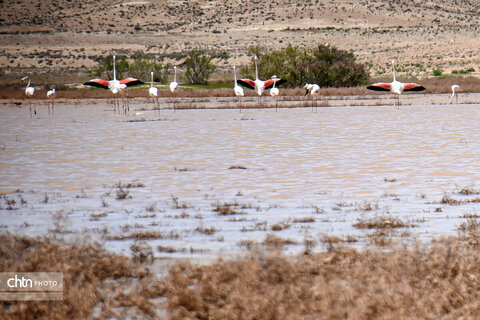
[270,75,280,112]
[304,83,321,112]
[449,84,461,104]
[84,55,143,114]
[21,76,36,118]
[46,87,56,114]
[169,66,179,111]
[233,65,244,112]
[367,60,425,108]
[237,55,286,105]
[148,71,159,113]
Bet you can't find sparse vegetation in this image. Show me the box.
[212,201,245,215]
[353,217,408,229]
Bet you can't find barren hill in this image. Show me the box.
[1,0,480,82]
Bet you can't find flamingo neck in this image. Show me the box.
[254,56,259,80]
[392,60,396,82]
[234,67,238,85]
[26,78,31,88]
[113,56,117,81]
[174,67,177,82]
[151,72,154,87]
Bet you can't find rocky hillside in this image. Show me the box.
[1,0,480,80]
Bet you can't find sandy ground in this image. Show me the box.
[2,0,480,80]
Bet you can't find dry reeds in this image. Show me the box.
[162,225,480,319]
[5,218,480,319]
[0,234,160,319]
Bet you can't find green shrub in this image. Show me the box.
[432,68,443,76]
[241,44,369,87]
[183,49,217,84]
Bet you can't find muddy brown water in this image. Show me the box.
[1,101,480,260]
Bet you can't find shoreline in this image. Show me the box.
[1,92,477,109]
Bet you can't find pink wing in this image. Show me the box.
[83,79,109,89]
[120,78,143,87]
[367,83,392,92]
[264,78,286,89]
[403,83,425,92]
[237,79,256,90]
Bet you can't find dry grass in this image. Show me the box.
[212,201,245,216]
[5,218,480,318]
[0,234,161,319]
[353,216,408,229]
[106,230,180,241]
[162,225,480,319]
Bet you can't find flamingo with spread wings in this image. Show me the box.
[237,55,286,104]
[84,55,143,113]
[367,60,425,107]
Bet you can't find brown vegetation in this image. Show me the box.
[163,228,480,319]
[4,217,480,318]
[0,234,161,319]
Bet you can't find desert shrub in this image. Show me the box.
[433,68,443,76]
[183,49,217,84]
[241,44,369,87]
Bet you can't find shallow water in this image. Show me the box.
[1,102,480,260]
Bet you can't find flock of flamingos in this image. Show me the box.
[20,56,462,117]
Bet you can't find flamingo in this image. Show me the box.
[304,83,321,112]
[169,66,179,111]
[449,84,461,104]
[46,87,56,114]
[83,55,143,114]
[21,76,36,118]
[237,55,286,106]
[233,65,244,112]
[367,60,425,108]
[148,71,159,113]
[270,75,280,112]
